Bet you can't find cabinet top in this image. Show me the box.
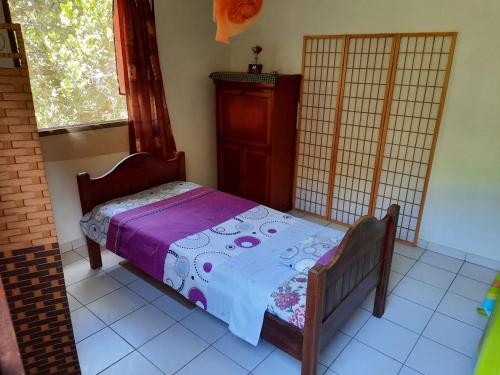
[209,72,300,85]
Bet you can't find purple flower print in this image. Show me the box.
[274,291,300,310]
[288,305,306,329]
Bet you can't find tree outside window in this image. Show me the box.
[9,0,128,129]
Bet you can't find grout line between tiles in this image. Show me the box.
[401,260,464,369]
[71,244,487,374]
[210,343,259,374]
[328,247,425,371]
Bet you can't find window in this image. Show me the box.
[9,0,127,129]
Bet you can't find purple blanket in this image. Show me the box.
[106,187,257,281]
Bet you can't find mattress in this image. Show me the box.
[80,181,345,330]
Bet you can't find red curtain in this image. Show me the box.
[113,0,177,160]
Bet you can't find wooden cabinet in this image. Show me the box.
[212,73,301,211]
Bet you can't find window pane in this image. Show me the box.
[9,0,128,129]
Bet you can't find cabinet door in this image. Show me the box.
[242,149,269,204]
[218,144,242,196]
[217,89,272,145]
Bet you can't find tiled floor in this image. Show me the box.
[63,214,497,375]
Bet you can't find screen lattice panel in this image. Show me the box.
[294,36,344,216]
[294,32,456,245]
[330,36,394,225]
[374,34,456,243]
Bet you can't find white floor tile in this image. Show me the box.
[66,292,82,312]
[105,264,139,285]
[459,262,497,284]
[437,292,488,329]
[301,215,330,226]
[127,278,163,302]
[139,324,208,375]
[74,245,90,258]
[77,327,133,375]
[406,337,471,375]
[63,258,101,285]
[61,250,83,267]
[111,304,175,348]
[449,275,490,303]
[394,243,424,260]
[339,307,371,337]
[407,262,455,289]
[327,222,348,233]
[382,294,433,334]
[152,294,195,320]
[67,273,121,305]
[319,331,351,366]
[86,287,147,324]
[399,366,422,375]
[181,309,227,343]
[288,209,306,218]
[213,332,274,371]
[356,317,418,362]
[101,249,125,269]
[252,348,326,375]
[423,312,482,357]
[419,251,463,273]
[361,290,376,311]
[71,307,105,343]
[75,247,124,269]
[391,254,416,274]
[388,270,404,291]
[177,347,247,375]
[100,351,162,375]
[393,277,445,310]
[331,340,401,375]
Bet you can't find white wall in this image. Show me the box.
[40,0,230,246]
[226,0,500,262]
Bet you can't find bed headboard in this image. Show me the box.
[77,152,186,215]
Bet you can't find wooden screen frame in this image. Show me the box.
[294,32,457,245]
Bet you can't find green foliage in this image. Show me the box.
[9,0,127,129]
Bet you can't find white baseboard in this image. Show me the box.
[59,236,87,254]
[465,253,500,271]
[422,239,499,271]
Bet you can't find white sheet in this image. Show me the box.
[206,221,341,345]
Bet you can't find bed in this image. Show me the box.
[77,152,399,375]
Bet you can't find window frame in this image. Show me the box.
[38,119,128,137]
[7,0,128,132]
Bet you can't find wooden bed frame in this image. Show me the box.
[77,152,399,375]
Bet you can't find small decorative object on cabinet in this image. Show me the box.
[210,72,302,211]
[248,45,263,74]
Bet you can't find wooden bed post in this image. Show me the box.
[77,171,103,269]
[373,204,399,317]
[301,265,326,375]
[87,239,102,269]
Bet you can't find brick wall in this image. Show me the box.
[0,23,80,374]
[0,67,57,250]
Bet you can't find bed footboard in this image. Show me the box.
[76,152,186,269]
[301,204,400,375]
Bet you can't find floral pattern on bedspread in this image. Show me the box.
[80,181,200,246]
[267,273,309,329]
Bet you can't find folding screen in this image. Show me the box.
[294,32,457,245]
[330,35,395,225]
[294,36,344,216]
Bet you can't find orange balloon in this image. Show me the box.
[213,0,263,44]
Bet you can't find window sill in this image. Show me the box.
[38,120,128,137]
